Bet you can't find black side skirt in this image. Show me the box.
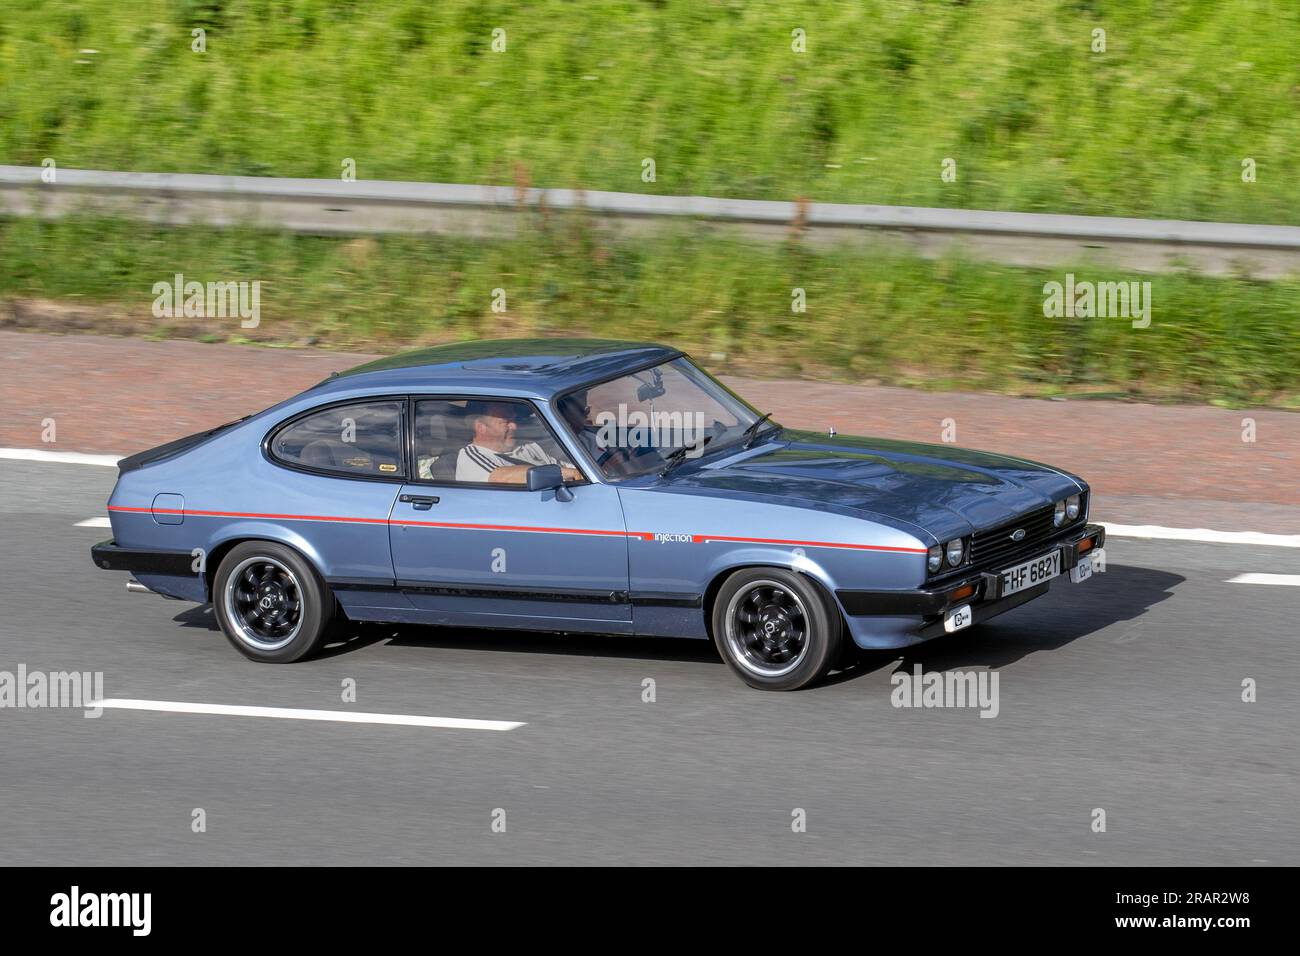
[328,577,701,608]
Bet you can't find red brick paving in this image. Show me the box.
[3,331,1296,528]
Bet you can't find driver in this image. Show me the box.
[557,389,637,476]
[557,390,608,459]
[456,401,583,485]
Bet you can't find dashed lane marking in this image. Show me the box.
[1101,523,1300,549]
[91,698,525,731]
[1226,573,1300,586]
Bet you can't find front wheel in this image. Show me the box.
[711,568,842,690]
[213,541,334,663]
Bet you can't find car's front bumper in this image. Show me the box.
[836,523,1106,648]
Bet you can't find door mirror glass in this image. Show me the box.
[525,463,564,492]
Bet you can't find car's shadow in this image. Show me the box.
[825,562,1185,686]
[171,563,1182,679]
[321,623,725,664]
[173,603,218,629]
[171,603,723,665]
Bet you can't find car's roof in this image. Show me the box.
[310,338,681,400]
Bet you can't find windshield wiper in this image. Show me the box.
[659,414,777,476]
[659,435,715,476]
[740,412,778,449]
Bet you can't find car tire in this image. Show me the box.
[213,541,334,663]
[711,567,842,691]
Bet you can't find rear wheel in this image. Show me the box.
[213,541,334,663]
[711,568,842,690]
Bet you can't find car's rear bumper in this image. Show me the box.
[91,538,195,576]
[836,523,1105,648]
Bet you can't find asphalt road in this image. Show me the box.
[1,458,1296,865]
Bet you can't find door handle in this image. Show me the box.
[400,494,439,511]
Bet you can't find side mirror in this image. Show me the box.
[526,463,565,492]
[526,464,575,501]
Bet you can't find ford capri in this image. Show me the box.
[91,339,1105,690]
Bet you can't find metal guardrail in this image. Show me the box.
[4,165,1300,275]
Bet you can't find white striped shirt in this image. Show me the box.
[454,442,562,483]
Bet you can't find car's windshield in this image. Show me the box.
[556,357,769,480]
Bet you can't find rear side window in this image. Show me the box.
[270,401,405,478]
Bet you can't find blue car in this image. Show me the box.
[91,339,1105,690]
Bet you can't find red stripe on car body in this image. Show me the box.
[107,505,919,552]
[392,519,655,540]
[692,533,927,554]
[110,505,389,524]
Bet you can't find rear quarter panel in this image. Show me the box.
[107,417,400,600]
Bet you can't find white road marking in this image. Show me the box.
[1101,523,1300,549]
[0,447,121,467]
[1226,573,1300,586]
[91,698,525,731]
[76,516,112,527]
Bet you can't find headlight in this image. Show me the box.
[1053,499,1067,527]
[1066,494,1081,520]
[945,538,964,567]
[927,545,943,573]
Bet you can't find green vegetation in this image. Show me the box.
[3,214,1296,405]
[3,1,1297,406]
[3,0,1300,223]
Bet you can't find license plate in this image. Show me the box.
[944,604,972,633]
[999,550,1061,596]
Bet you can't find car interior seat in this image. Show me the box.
[300,439,343,469]
[424,405,474,481]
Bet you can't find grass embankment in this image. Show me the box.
[2,215,1296,406]
[3,0,1300,223]
[3,1,1297,404]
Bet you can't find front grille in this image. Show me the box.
[968,497,1085,573]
